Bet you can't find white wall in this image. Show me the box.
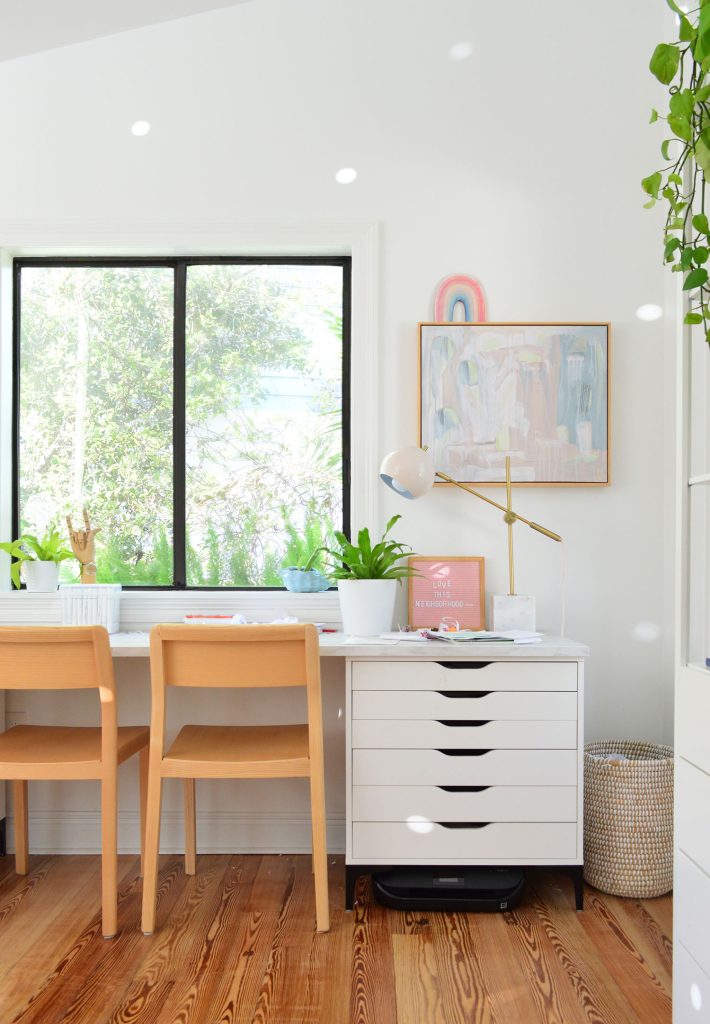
[0,0,675,849]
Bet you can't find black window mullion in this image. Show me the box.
[173,263,187,587]
[341,261,352,542]
[11,263,22,544]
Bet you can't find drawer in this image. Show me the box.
[677,672,710,775]
[351,660,577,692]
[677,757,710,878]
[676,851,710,979]
[675,941,710,1024]
[353,689,577,721]
[352,748,577,786]
[352,719,576,749]
[352,821,577,861]
[352,785,577,822]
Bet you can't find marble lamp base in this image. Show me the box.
[489,594,536,632]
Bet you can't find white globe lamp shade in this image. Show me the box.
[379,446,436,499]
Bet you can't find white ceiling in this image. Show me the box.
[0,0,253,62]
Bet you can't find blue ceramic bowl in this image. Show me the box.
[279,567,331,593]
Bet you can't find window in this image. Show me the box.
[13,257,350,588]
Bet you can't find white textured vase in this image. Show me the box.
[23,560,59,593]
[337,579,397,635]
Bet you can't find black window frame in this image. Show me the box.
[12,255,351,590]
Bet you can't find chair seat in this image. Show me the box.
[162,724,310,778]
[0,724,149,776]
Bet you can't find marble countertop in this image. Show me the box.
[109,631,589,660]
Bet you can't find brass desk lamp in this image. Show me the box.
[379,446,562,629]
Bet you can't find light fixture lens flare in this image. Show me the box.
[131,120,151,136]
[635,303,662,321]
[406,815,435,835]
[335,167,357,184]
[449,41,473,61]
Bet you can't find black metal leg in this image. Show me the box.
[572,866,584,910]
[345,866,359,910]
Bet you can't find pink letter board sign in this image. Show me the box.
[407,556,485,630]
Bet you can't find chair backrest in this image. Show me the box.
[148,623,323,758]
[0,625,118,763]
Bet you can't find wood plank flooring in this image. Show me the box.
[0,854,671,1024]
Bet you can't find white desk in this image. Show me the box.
[108,631,588,909]
[109,631,587,661]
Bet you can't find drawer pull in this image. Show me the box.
[438,720,490,728]
[437,661,492,670]
[438,785,490,792]
[437,749,491,757]
[438,822,491,830]
[437,690,491,699]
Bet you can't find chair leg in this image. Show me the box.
[139,747,149,877]
[13,780,29,876]
[141,768,163,935]
[183,778,196,876]
[101,774,118,939]
[309,771,329,932]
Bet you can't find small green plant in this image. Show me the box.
[323,515,417,580]
[0,527,75,589]
[644,0,710,342]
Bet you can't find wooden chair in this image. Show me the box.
[141,623,329,934]
[0,626,150,939]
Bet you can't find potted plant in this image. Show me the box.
[323,515,417,634]
[0,527,75,592]
[280,547,331,593]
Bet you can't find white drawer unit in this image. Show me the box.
[345,651,586,911]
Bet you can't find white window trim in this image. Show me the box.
[0,219,380,624]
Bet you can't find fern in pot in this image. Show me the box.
[323,515,417,635]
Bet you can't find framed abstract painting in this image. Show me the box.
[419,322,610,485]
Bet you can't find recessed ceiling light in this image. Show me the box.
[335,167,357,184]
[449,41,473,61]
[131,120,151,137]
[636,303,663,321]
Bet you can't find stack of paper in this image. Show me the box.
[422,630,543,644]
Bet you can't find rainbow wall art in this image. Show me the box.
[419,322,609,485]
[433,274,487,322]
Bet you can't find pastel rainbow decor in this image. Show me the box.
[434,274,487,322]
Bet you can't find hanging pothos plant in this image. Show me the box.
[644,0,710,341]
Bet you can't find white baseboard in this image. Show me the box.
[5,810,346,856]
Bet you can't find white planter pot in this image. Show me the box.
[337,579,397,635]
[23,560,60,593]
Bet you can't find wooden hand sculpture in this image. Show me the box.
[66,508,101,584]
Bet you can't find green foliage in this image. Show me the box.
[280,507,334,571]
[0,526,74,589]
[19,264,345,587]
[323,515,418,581]
[644,5,710,343]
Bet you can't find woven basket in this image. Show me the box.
[583,740,674,898]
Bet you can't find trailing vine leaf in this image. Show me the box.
[642,171,662,197]
[684,267,709,290]
[650,43,680,84]
[645,4,710,345]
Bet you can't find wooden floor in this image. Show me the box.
[0,853,671,1024]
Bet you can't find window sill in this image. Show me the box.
[0,588,342,630]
